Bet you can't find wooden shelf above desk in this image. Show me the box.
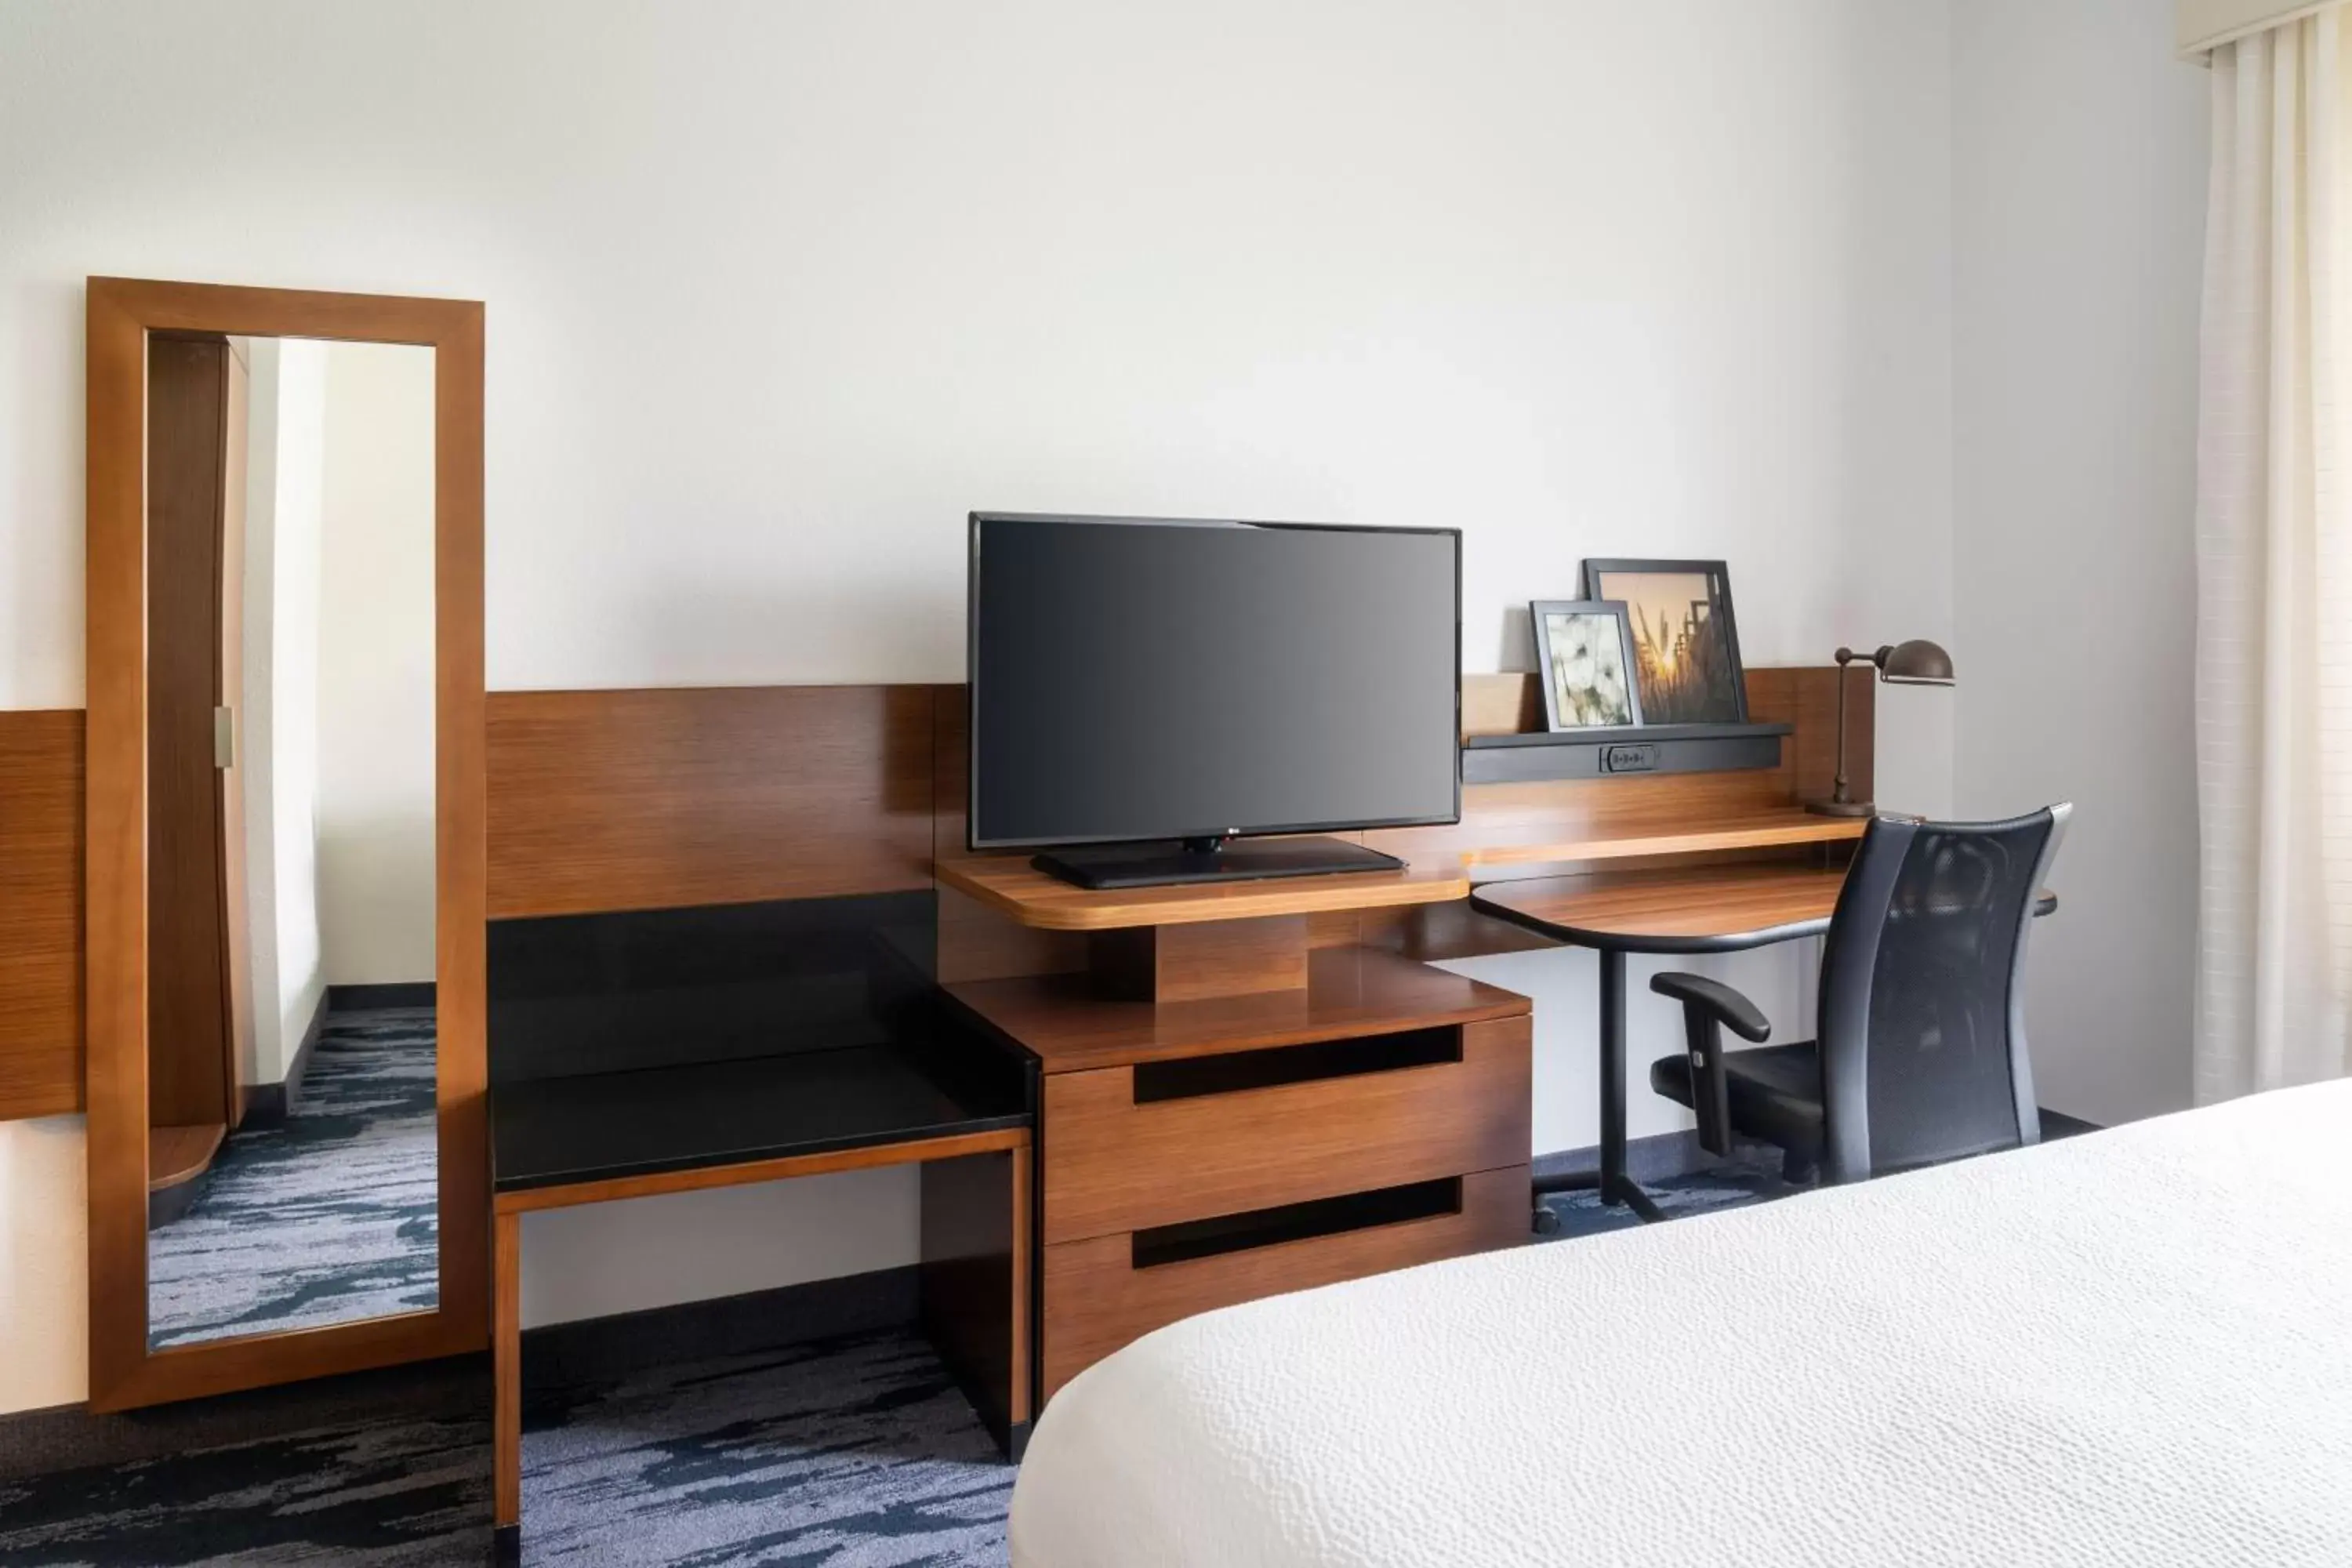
[1452,809,1865,870]
[935,853,1470,932]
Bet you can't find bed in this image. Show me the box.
[1010,1081,2352,1567]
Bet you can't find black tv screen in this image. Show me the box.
[968,514,1461,850]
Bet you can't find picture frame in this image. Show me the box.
[1579,558,1748,725]
[1530,600,1642,731]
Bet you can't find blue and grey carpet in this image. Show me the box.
[1534,1157,1798,1237]
[148,1007,441,1350]
[0,1328,1014,1566]
[11,1157,1789,1564]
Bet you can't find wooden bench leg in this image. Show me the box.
[494,1207,521,1557]
[1010,1142,1032,1434]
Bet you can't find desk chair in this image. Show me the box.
[1647,806,2070,1185]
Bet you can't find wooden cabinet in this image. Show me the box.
[1040,1017,1529,1245]
[1040,1167,1527,1396]
[950,935,1533,1402]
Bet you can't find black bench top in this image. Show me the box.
[490,1040,1030,1195]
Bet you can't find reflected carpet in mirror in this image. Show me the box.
[148,1006,440,1349]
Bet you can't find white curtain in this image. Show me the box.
[2195,8,2352,1099]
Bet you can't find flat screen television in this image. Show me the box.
[967,512,1461,889]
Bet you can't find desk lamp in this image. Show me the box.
[1806,640,1954,818]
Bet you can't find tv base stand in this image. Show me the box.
[1031,834,1403,891]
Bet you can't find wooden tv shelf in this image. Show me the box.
[935,851,1469,931]
[936,810,1865,934]
[948,946,1528,1075]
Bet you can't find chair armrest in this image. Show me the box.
[1650,972,1769,1160]
[1649,973,1771,1043]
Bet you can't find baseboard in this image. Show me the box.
[241,988,332,1127]
[0,1355,485,1483]
[1534,1130,1712,1185]
[520,1265,921,1392]
[285,986,332,1111]
[2039,1108,2102,1140]
[146,1171,209,1228]
[328,980,436,1011]
[1537,1107,2105,1186]
[0,1265,927,1479]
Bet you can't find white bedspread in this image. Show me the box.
[1011,1083,2352,1567]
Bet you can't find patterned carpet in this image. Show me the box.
[518,1332,1011,1565]
[149,1007,441,1350]
[0,1328,1016,1567]
[8,1156,1789,1565]
[1534,1155,1799,1237]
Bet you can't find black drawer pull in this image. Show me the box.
[1131,1178,1463,1269]
[1131,1027,1460,1104]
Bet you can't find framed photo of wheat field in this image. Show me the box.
[1530,601,1642,731]
[1580,559,1748,725]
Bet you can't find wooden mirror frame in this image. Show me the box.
[84,278,486,1410]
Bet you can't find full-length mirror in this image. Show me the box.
[142,334,440,1348]
[85,278,483,1412]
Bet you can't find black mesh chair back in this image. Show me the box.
[1814,806,2070,1183]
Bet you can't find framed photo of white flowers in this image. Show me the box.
[1530,600,1642,731]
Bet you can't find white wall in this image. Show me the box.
[0,0,1996,1405]
[237,337,331,1085]
[238,336,437,1062]
[314,340,437,987]
[266,342,331,1071]
[235,337,289,1087]
[1952,0,2207,1126]
[0,1118,86,1413]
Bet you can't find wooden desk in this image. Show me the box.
[922,667,1882,1396]
[1472,862,2058,1222]
[1472,862,1857,952]
[487,1044,1033,1560]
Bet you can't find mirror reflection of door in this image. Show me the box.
[144,335,438,1350]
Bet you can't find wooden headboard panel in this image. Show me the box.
[486,684,941,920]
[2,670,1868,1118]
[0,710,86,1120]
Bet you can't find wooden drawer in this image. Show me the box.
[1041,1165,1528,1397]
[1042,1014,1530,1245]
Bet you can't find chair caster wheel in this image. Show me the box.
[1530,1206,1561,1236]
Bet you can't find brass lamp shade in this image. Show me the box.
[1806,639,1957,816]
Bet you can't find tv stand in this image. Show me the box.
[1030,835,1406,891]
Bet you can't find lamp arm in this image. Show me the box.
[1831,654,1852,804]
